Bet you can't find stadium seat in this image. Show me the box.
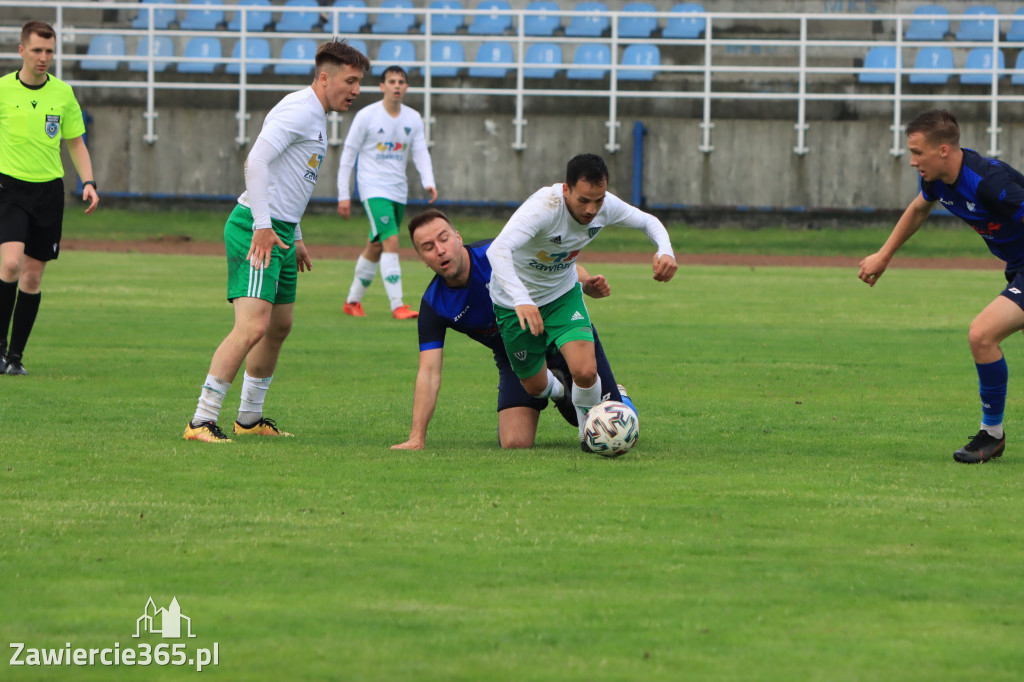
[81,35,126,71]
[618,3,657,39]
[330,0,368,34]
[523,0,560,37]
[1012,50,1024,85]
[276,0,321,33]
[956,5,998,41]
[131,0,177,30]
[904,5,949,41]
[428,0,465,34]
[468,1,512,36]
[178,37,222,73]
[371,40,417,75]
[858,46,900,84]
[523,42,562,78]
[566,43,610,79]
[226,38,271,75]
[468,41,513,77]
[618,43,659,81]
[429,40,465,76]
[129,36,175,73]
[961,47,1004,84]
[273,38,316,75]
[663,2,705,39]
[565,2,609,38]
[909,46,953,84]
[1007,8,1024,42]
[349,38,369,58]
[178,0,225,31]
[372,0,417,34]
[228,0,273,31]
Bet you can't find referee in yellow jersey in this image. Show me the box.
[0,21,99,375]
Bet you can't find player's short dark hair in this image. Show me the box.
[21,20,55,44]
[408,209,453,246]
[566,153,609,188]
[315,39,371,76]
[380,65,408,83]
[906,109,960,148]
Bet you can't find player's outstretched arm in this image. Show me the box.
[858,193,933,287]
[392,348,444,450]
[652,253,678,282]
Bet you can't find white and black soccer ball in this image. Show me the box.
[582,400,639,457]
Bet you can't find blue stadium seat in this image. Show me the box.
[131,0,177,30]
[371,40,417,75]
[430,40,465,76]
[1007,8,1024,42]
[348,38,368,58]
[273,38,316,75]
[956,5,998,41]
[909,46,953,84]
[565,2,609,38]
[663,2,705,39]
[618,43,659,81]
[858,46,900,84]
[618,3,657,39]
[276,0,321,33]
[468,41,513,77]
[1012,49,1024,85]
[523,0,560,37]
[178,37,222,73]
[904,5,949,41]
[179,0,224,30]
[566,43,610,79]
[228,0,273,31]
[130,36,175,73]
[81,35,126,71]
[372,0,417,34]
[961,47,1004,84]
[330,0,368,33]
[428,0,465,34]
[226,38,271,75]
[468,1,512,36]
[523,42,562,78]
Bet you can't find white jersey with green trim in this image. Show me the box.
[336,100,435,203]
[487,183,674,309]
[237,87,327,227]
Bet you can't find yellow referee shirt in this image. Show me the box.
[0,71,85,183]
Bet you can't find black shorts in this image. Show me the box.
[0,172,65,262]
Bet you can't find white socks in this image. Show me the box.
[537,369,565,401]
[982,423,1004,439]
[380,252,405,311]
[573,378,602,440]
[347,255,378,304]
[238,372,273,427]
[193,375,230,426]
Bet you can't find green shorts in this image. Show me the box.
[224,204,298,304]
[363,197,405,242]
[494,283,595,379]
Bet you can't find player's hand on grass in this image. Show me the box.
[516,304,544,336]
[391,439,424,450]
[582,274,610,298]
[857,253,889,287]
[653,254,678,282]
[82,185,99,215]
[295,241,312,273]
[337,199,351,219]
[247,227,288,269]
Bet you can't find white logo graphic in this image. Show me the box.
[967,201,976,212]
[570,311,584,321]
[1010,288,1021,295]
[134,597,196,639]
[381,215,390,225]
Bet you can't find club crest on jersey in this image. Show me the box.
[513,350,527,361]
[45,114,60,139]
[588,226,601,238]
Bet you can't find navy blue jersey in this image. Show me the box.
[418,240,503,353]
[921,148,1024,269]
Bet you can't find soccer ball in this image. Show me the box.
[582,400,639,457]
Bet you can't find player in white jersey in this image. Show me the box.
[337,65,437,320]
[184,40,370,444]
[487,153,678,450]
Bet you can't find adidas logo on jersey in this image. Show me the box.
[570,311,584,321]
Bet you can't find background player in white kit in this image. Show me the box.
[184,40,370,443]
[487,153,678,450]
[337,65,437,320]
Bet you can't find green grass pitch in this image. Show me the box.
[2,248,1023,681]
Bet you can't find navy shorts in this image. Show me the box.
[495,325,625,426]
[1001,270,1024,310]
[0,172,65,262]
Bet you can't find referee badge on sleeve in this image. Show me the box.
[45,114,60,139]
